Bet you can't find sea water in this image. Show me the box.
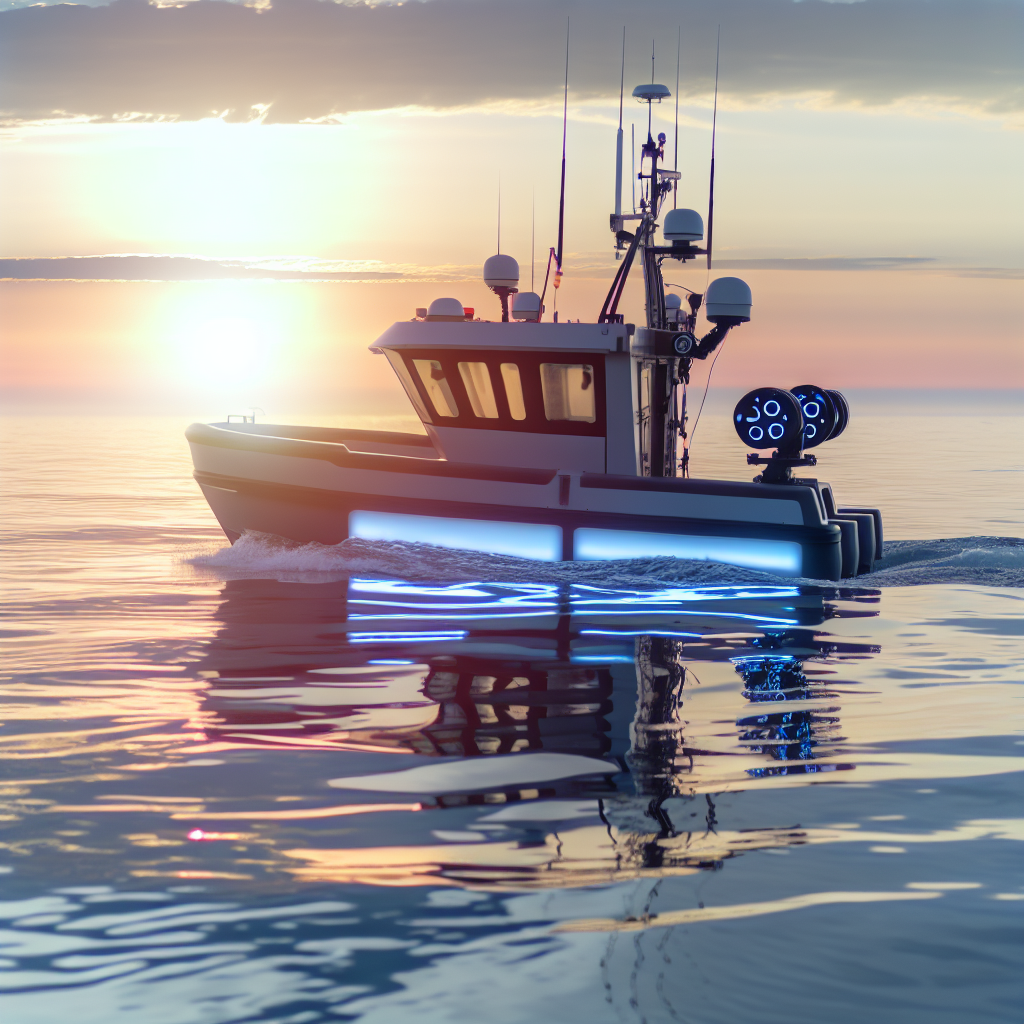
[0,402,1022,1024]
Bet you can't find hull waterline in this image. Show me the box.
[188,422,846,580]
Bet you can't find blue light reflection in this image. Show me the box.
[343,579,804,631]
[348,631,469,644]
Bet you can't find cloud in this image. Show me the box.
[0,254,408,280]
[7,253,1019,281]
[0,253,471,280]
[710,257,1024,277]
[709,256,936,271]
[0,0,1020,125]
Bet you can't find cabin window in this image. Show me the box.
[457,362,499,419]
[540,363,596,423]
[499,363,527,420]
[412,359,459,418]
[384,351,431,421]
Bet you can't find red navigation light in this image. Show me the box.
[463,308,475,320]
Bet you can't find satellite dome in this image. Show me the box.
[665,293,683,309]
[663,208,704,243]
[632,83,671,102]
[705,277,752,324]
[483,254,520,290]
[511,291,543,321]
[425,297,465,322]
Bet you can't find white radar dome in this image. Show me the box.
[705,277,752,324]
[483,254,520,290]
[665,293,683,309]
[425,297,466,322]
[632,83,671,102]
[511,291,543,321]
[663,208,704,243]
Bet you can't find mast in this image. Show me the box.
[673,27,680,209]
[598,34,746,481]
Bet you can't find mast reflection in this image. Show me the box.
[193,577,879,888]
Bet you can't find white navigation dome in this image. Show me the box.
[511,291,543,321]
[632,83,671,102]
[483,254,520,290]
[705,277,752,324]
[665,293,683,310]
[663,208,704,243]
[425,297,465,322]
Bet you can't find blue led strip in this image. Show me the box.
[349,511,562,562]
[573,528,803,575]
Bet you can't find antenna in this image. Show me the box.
[707,26,720,271]
[531,189,536,291]
[631,122,636,212]
[497,172,501,254]
[555,17,569,273]
[673,26,680,209]
[651,38,655,83]
[614,27,625,218]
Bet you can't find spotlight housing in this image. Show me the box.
[733,388,803,451]
[789,384,837,449]
[672,332,697,354]
[827,390,850,440]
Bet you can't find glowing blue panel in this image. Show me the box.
[349,511,562,562]
[573,529,802,575]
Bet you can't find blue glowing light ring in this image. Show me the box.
[789,384,837,450]
[733,387,803,451]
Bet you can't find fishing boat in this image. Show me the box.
[186,64,881,581]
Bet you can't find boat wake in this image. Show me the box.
[193,532,1024,588]
[862,537,1024,587]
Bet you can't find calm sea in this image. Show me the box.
[1,399,1022,1023]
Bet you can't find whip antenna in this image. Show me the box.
[555,17,569,273]
[614,27,625,218]
[706,26,720,270]
[631,123,636,212]
[497,172,501,253]
[673,26,680,209]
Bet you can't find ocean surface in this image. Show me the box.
[1,403,1022,1023]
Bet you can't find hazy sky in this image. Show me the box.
[0,0,1021,413]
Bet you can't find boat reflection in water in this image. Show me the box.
[194,578,879,888]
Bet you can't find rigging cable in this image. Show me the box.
[687,339,726,454]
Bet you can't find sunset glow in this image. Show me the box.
[0,0,1020,413]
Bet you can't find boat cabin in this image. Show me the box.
[371,318,640,475]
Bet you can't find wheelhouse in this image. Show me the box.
[371,320,637,474]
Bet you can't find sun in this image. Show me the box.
[162,282,301,403]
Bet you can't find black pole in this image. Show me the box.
[556,20,569,272]
[707,28,720,271]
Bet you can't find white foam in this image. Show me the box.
[199,532,357,576]
[935,547,1024,568]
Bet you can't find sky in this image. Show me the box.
[0,0,1022,416]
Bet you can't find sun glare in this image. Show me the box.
[164,283,302,401]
